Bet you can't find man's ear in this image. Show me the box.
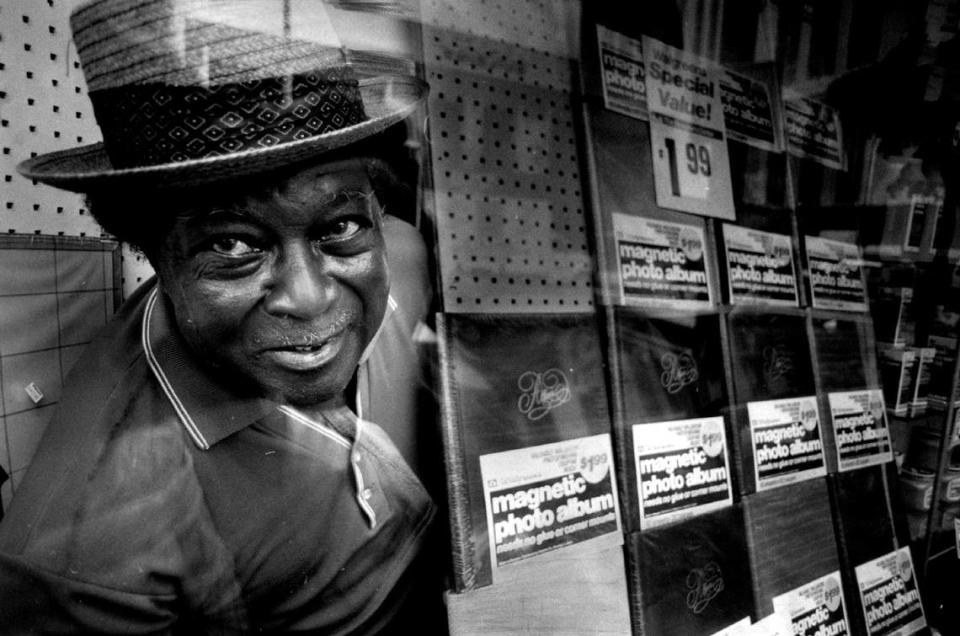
[382,215,431,326]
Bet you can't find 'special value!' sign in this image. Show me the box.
[643,35,735,220]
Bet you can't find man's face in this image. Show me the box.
[153,159,389,411]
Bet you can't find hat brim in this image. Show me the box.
[17,75,427,193]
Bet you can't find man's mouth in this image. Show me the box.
[263,335,344,372]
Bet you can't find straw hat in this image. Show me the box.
[17,0,427,193]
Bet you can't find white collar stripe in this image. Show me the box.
[351,456,377,528]
[276,405,351,450]
[141,288,211,451]
[278,404,376,528]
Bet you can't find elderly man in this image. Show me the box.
[0,0,442,633]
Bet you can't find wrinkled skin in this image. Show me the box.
[152,159,389,418]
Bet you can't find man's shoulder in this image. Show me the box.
[0,280,189,550]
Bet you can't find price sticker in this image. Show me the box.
[650,115,735,219]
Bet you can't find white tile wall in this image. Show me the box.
[0,238,119,517]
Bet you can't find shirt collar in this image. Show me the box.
[141,285,276,450]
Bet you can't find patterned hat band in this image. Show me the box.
[89,67,368,169]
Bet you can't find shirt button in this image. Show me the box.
[362,488,373,500]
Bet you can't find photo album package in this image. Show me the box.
[742,477,844,621]
[437,313,622,590]
[605,308,733,532]
[625,505,754,635]
[727,310,826,493]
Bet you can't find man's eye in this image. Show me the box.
[319,219,364,242]
[209,237,260,256]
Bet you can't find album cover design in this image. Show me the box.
[625,505,755,635]
[727,310,815,403]
[812,316,875,392]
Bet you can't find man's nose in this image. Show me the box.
[263,243,336,319]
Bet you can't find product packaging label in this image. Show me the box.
[744,612,794,636]
[613,213,713,309]
[748,396,827,491]
[643,35,735,220]
[855,547,926,636]
[719,67,781,152]
[772,572,850,636]
[723,224,799,306]
[709,616,753,636]
[955,517,960,559]
[806,236,868,312]
[904,194,942,252]
[784,97,844,170]
[480,434,622,580]
[829,389,894,471]
[632,416,733,529]
[597,25,647,120]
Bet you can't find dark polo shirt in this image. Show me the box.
[0,280,435,634]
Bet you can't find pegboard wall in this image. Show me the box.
[421,0,595,313]
[0,0,157,296]
[0,0,100,236]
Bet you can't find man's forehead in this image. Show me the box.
[172,157,378,219]
[279,158,375,198]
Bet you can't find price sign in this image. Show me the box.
[656,120,713,199]
[650,116,734,218]
[644,36,735,220]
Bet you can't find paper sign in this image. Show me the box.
[745,612,793,636]
[772,572,850,636]
[709,617,753,636]
[719,67,782,152]
[644,35,735,220]
[806,236,868,312]
[829,390,894,472]
[633,416,733,529]
[748,396,827,491]
[480,434,622,579]
[597,25,647,120]
[855,547,926,636]
[613,213,713,309]
[784,97,844,170]
[723,224,799,307]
